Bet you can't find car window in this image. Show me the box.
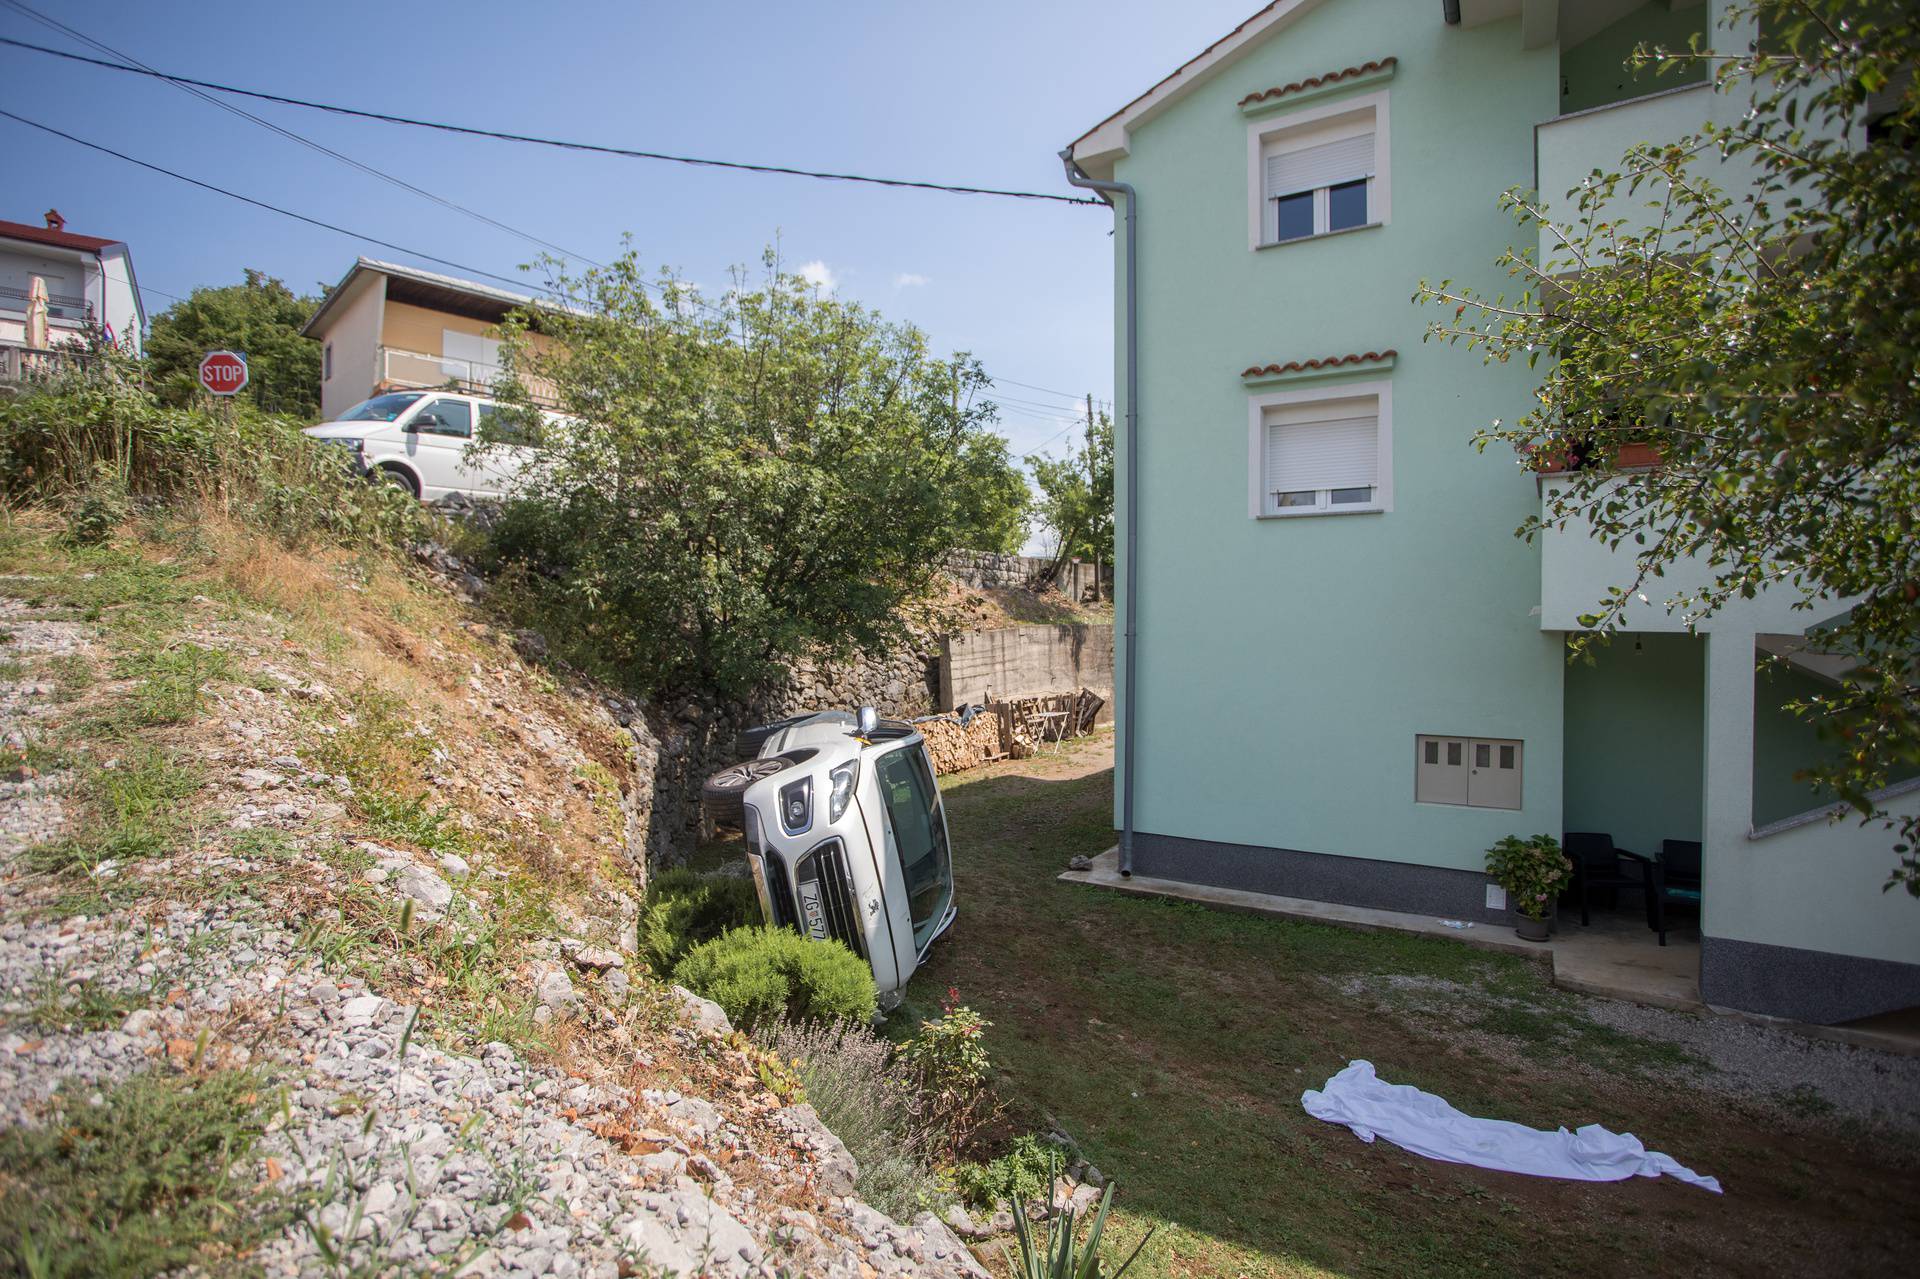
[874,745,951,950]
[477,402,543,448]
[412,398,473,438]
[338,392,423,422]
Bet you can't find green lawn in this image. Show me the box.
[907,738,1919,1279]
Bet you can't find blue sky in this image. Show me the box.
[2,0,1256,473]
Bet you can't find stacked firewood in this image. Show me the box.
[916,710,1009,775]
[989,689,1107,759]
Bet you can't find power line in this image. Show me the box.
[0,107,567,301]
[0,2,597,266]
[0,32,1100,207]
[988,375,1100,403]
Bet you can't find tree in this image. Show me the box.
[1418,1,1920,891]
[1026,409,1113,579]
[483,250,1015,702]
[949,431,1032,554]
[146,270,321,417]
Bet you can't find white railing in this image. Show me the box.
[379,345,504,393]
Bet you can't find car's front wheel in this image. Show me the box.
[373,464,420,499]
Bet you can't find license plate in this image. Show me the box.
[797,880,828,940]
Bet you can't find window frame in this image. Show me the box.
[1246,89,1391,252]
[1246,378,1393,519]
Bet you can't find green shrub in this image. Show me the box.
[949,1134,1057,1211]
[0,1068,287,1278]
[672,926,876,1029]
[638,867,760,975]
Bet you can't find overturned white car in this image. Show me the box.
[701,709,955,1003]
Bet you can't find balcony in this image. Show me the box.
[1536,474,1840,635]
[375,345,558,407]
[1533,82,1718,272]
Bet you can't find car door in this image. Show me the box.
[473,402,537,497]
[404,396,474,499]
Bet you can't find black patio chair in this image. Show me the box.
[1563,831,1651,926]
[1648,839,1703,946]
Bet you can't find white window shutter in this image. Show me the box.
[1265,133,1374,200]
[1265,413,1378,495]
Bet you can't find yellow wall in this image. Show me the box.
[378,299,555,358]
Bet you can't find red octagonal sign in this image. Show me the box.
[198,350,249,396]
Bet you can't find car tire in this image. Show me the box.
[701,755,799,829]
[373,464,420,500]
[734,716,810,760]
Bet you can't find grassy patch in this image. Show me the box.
[908,747,1920,1279]
[114,643,239,727]
[16,971,153,1033]
[308,686,466,855]
[29,744,203,875]
[0,1068,289,1279]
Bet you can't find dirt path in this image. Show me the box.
[916,741,1920,1279]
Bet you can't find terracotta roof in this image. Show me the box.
[1238,57,1396,107]
[0,218,119,254]
[1241,350,1396,378]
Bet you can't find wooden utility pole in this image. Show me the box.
[1086,392,1100,604]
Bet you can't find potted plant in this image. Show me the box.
[1485,834,1572,942]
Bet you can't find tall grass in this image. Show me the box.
[0,363,428,551]
[754,1017,946,1219]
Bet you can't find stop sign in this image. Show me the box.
[198,350,249,396]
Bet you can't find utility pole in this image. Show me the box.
[1086,392,1100,605]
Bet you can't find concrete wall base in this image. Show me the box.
[1701,934,1920,1025]
[1131,830,1518,926]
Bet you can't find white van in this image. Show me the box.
[303,390,544,502]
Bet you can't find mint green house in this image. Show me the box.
[1063,0,1918,1025]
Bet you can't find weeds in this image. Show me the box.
[28,744,203,875]
[0,1068,289,1279]
[754,1017,946,1219]
[19,970,152,1032]
[115,642,239,727]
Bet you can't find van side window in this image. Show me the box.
[478,403,542,448]
[413,398,473,438]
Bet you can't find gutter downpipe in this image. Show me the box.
[1059,147,1137,877]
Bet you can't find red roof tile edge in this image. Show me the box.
[1238,57,1396,107]
[0,219,119,253]
[1240,350,1397,378]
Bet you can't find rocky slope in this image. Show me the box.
[0,514,989,1278]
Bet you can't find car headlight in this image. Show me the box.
[828,759,858,822]
[778,776,812,835]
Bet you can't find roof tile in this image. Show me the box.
[1241,350,1396,379]
[0,218,119,253]
[1238,57,1397,108]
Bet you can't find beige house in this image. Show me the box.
[303,258,558,421]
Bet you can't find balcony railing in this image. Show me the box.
[0,283,89,321]
[0,339,95,385]
[375,345,558,407]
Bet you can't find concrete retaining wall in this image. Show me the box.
[939,624,1114,714]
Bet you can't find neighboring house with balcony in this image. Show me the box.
[302,258,557,422]
[1065,0,1918,1025]
[0,209,144,367]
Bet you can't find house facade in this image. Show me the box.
[303,258,556,422]
[0,209,144,358]
[1066,0,1919,1025]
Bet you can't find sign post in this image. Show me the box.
[198,350,249,397]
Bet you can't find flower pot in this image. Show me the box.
[1515,914,1551,942]
[1614,441,1663,469]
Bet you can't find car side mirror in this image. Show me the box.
[411,414,440,432]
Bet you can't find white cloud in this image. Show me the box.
[797,260,837,293]
[893,272,930,288]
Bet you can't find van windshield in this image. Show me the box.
[338,392,424,422]
[874,745,951,952]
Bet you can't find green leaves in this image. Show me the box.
[484,250,1017,702]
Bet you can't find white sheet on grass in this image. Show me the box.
[1302,1060,1722,1193]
